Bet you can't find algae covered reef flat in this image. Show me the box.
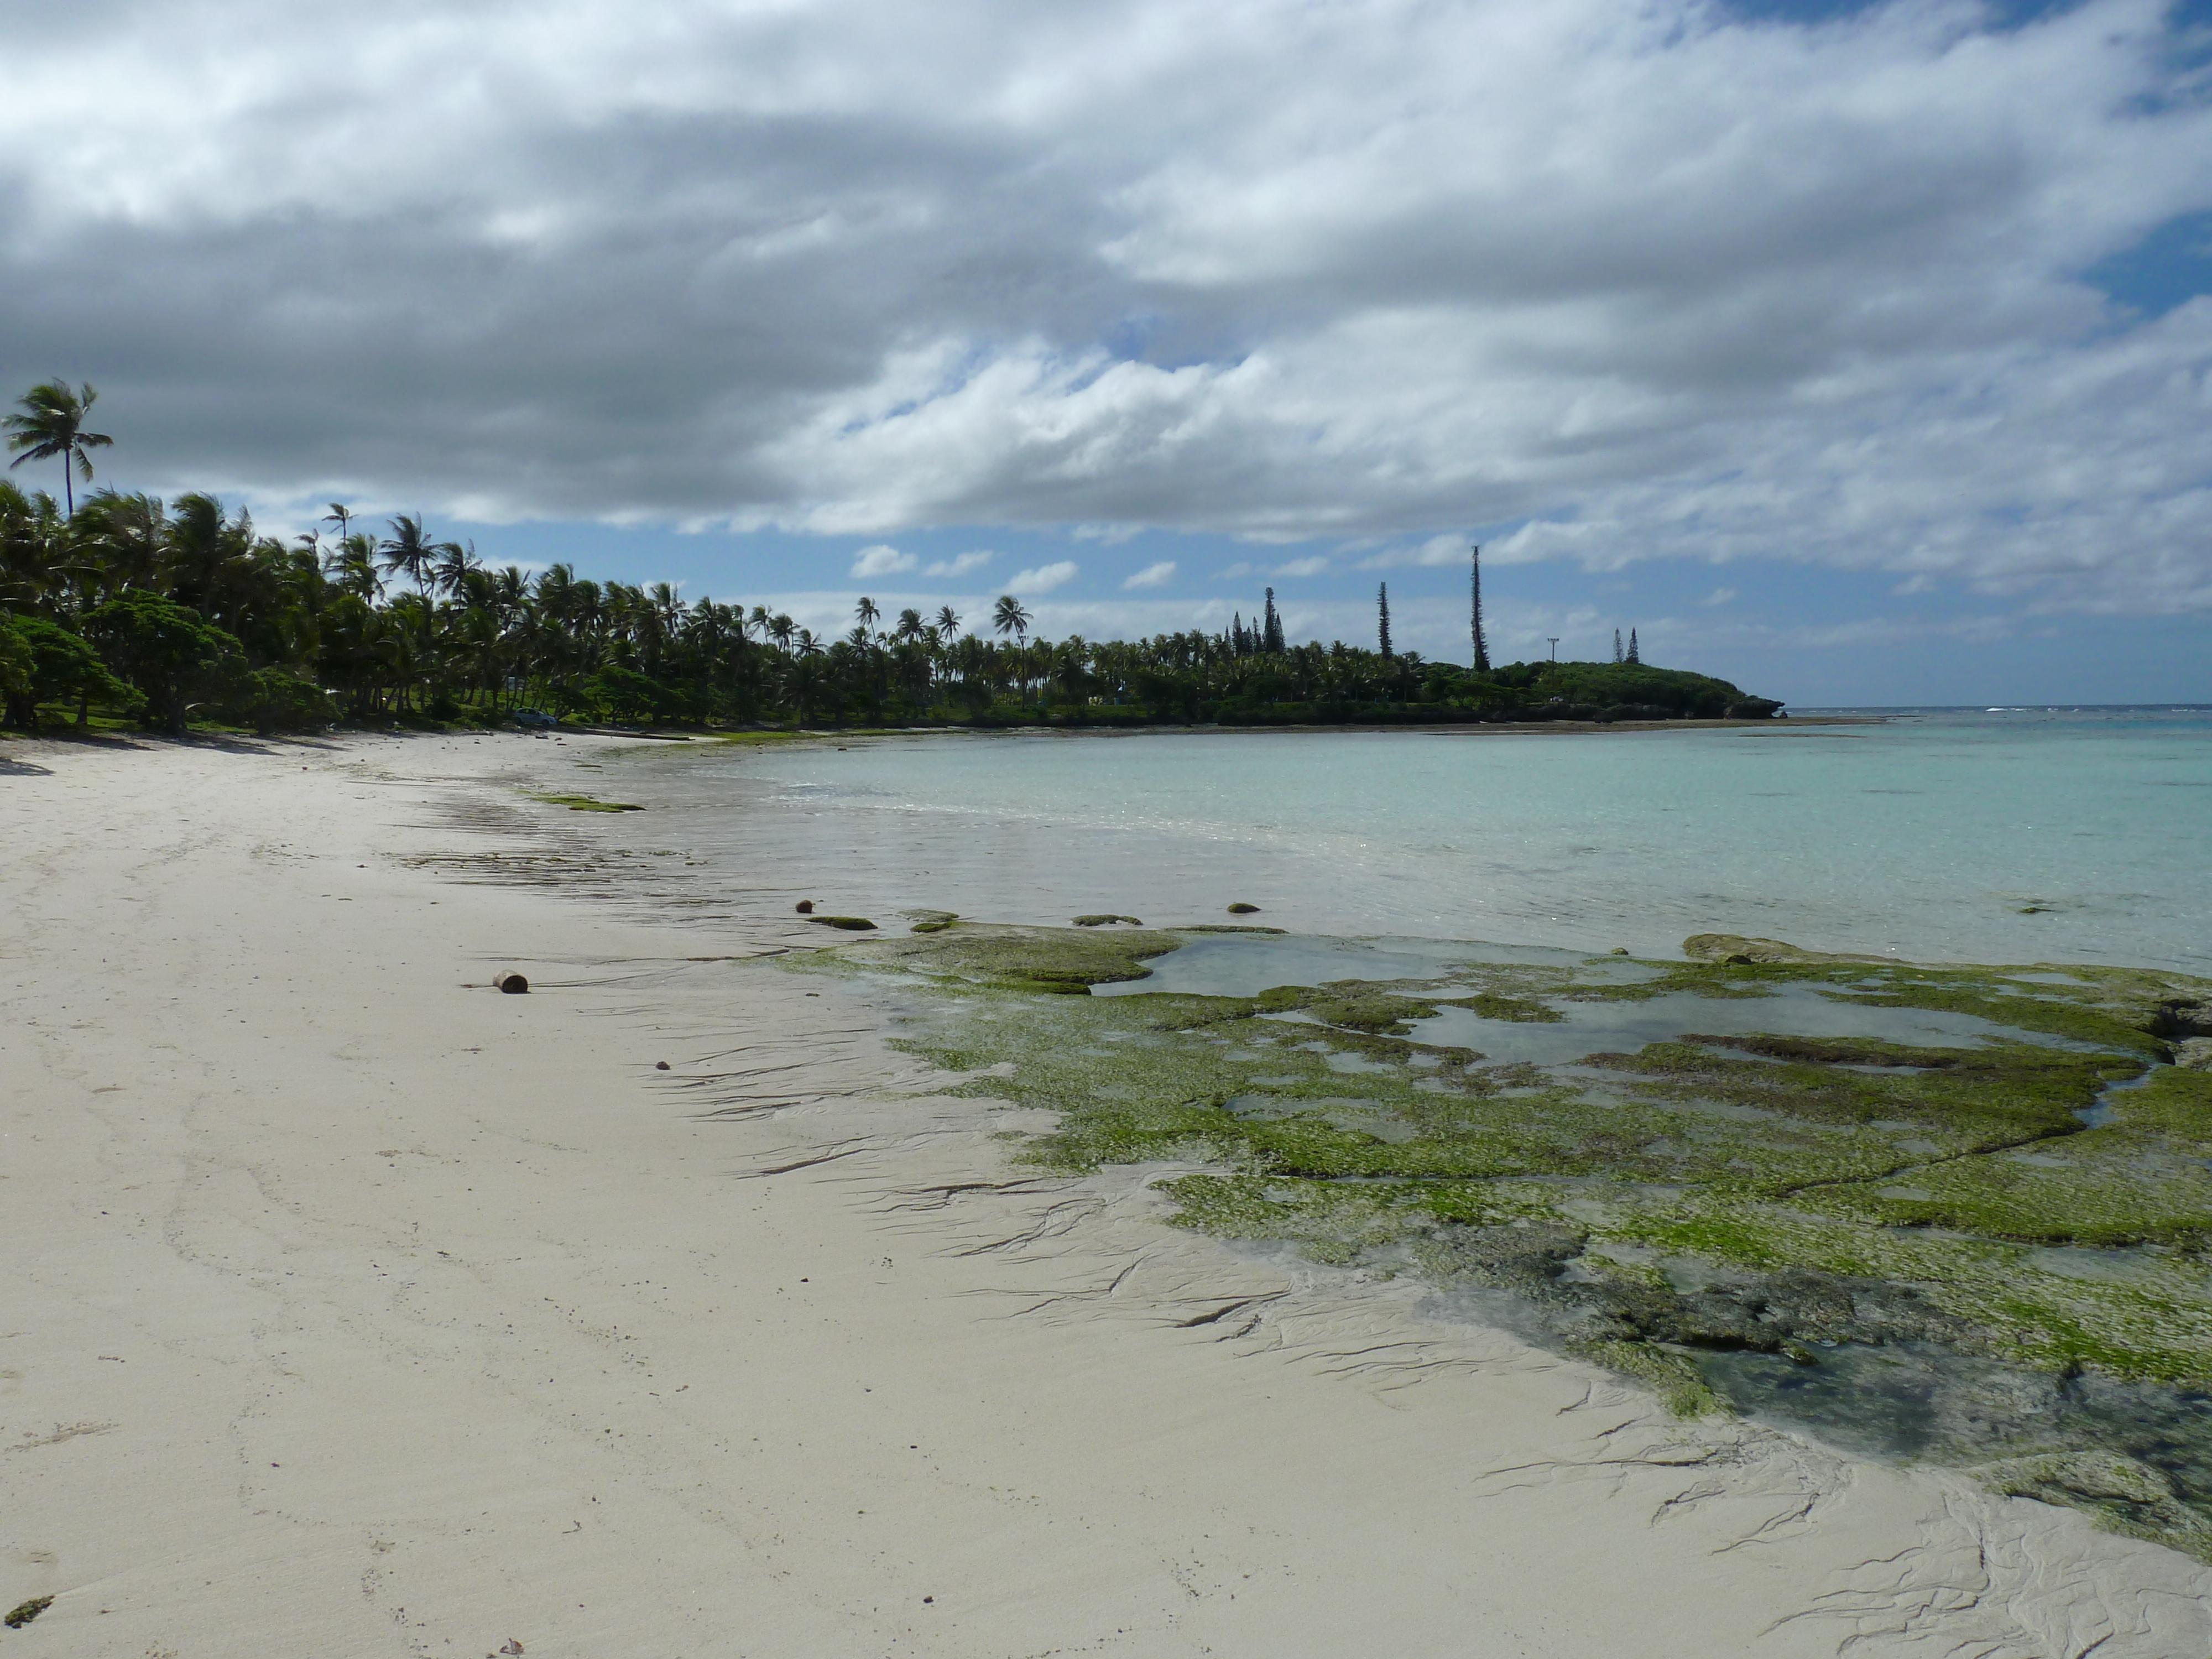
[800,919,2212,1555]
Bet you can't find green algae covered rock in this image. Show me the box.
[792,922,2212,1557]
[1976,1451,2212,1547]
[836,920,1181,992]
[1683,933,1885,965]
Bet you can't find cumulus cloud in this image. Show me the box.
[923,550,994,577]
[1357,534,1474,571]
[1008,559,1079,594]
[3,0,2210,612]
[1223,554,1329,578]
[849,543,917,577]
[1124,560,1177,588]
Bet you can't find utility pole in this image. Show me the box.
[1546,638,1559,661]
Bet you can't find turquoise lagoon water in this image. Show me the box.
[614,707,2212,973]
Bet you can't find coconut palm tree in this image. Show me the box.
[0,478,71,609]
[650,582,686,638]
[72,489,168,599]
[432,538,481,598]
[492,565,529,620]
[377,514,454,597]
[992,595,1031,705]
[325,531,384,601]
[935,605,961,638]
[855,595,880,638]
[4,381,114,517]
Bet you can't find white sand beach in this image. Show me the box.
[3,732,2206,1658]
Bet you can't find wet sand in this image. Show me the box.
[2,731,2204,1657]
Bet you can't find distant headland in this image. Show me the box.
[3,382,1781,737]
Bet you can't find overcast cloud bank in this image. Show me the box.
[4,0,2210,616]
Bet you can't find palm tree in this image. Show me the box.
[4,381,114,517]
[855,595,880,637]
[70,489,167,599]
[935,605,961,638]
[432,538,480,598]
[377,514,454,597]
[992,595,1031,705]
[650,583,686,637]
[325,531,384,601]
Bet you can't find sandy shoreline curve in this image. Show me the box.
[3,730,2205,1657]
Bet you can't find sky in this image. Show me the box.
[3,0,2210,705]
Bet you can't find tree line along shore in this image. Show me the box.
[2,384,1782,738]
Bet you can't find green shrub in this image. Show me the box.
[238,667,336,733]
[0,612,140,728]
[82,592,244,733]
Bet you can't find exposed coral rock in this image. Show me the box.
[1682,933,1885,965]
[2160,1000,2212,1037]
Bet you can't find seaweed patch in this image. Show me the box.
[796,925,2212,1557]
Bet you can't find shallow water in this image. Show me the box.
[1096,931,2073,1063]
[1090,933,1634,997]
[1405,988,2059,1068]
[609,706,2212,970]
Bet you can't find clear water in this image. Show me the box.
[1403,989,2067,1069]
[1088,934,1629,996]
[603,707,2212,972]
[1091,932,2063,1064]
